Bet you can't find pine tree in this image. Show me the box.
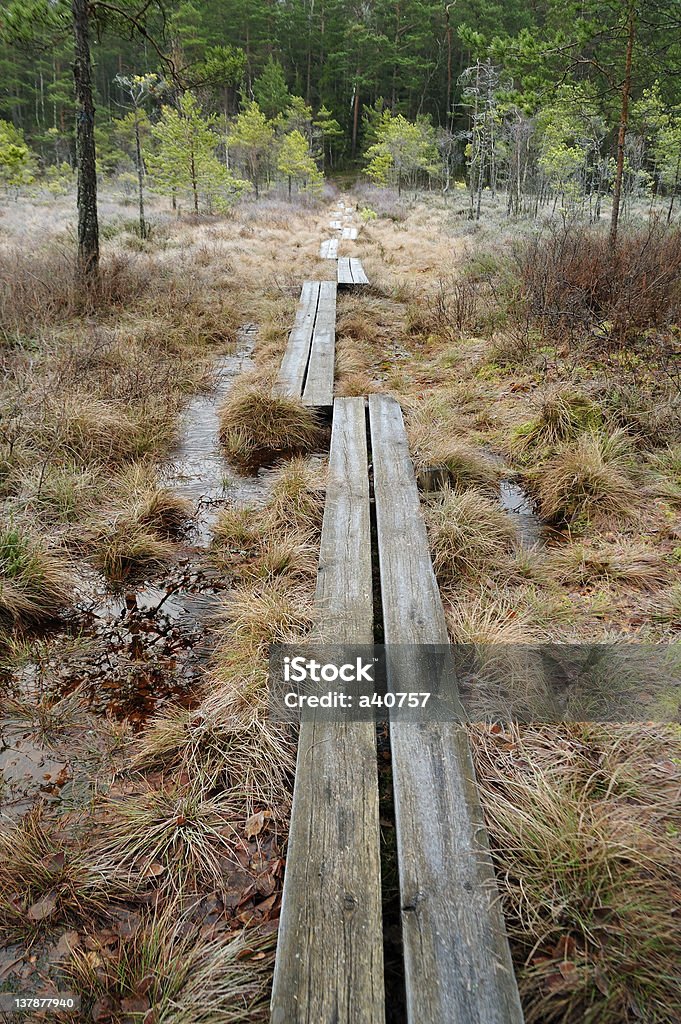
[0,119,36,191]
[229,101,275,196]
[364,110,435,194]
[148,91,250,213]
[277,129,322,197]
[253,57,291,120]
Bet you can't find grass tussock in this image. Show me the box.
[65,907,274,1024]
[0,524,74,626]
[511,386,602,457]
[221,577,315,654]
[470,723,681,1024]
[0,812,115,939]
[95,785,241,893]
[548,539,669,591]
[85,464,192,580]
[264,456,326,534]
[428,488,518,587]
[219,374,325,469]
[411,427,501,491]
[445,591,543,644]
[533,430,640,527]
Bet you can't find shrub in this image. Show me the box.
[516,222,681,347]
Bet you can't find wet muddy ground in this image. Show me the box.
[1,325,270,822]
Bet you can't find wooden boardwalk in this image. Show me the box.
[271,398,384,1024]
[320,238,339,259]
[338,256,369,287]
[369,395,523,1024]
[271,393,523,1024]
[342,226,358,239]
[275,280,337,409]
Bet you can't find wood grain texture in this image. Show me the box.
[368,393,524,1024]
[349,258,369,285]
[302,280,336,409]
[338,258,369,287]
[320,238,339,259]
[271,398,385,1024]
[337,256,353,285]
[275,281,320,398]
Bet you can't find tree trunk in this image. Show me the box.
[445,4,452,129]
[351,79,360,158]
[134,110,146,239]
[190,149,199,212]
[667,151,681,223]
[609,3,635,251]
[71,0,99,280]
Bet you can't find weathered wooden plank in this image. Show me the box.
[330,219,342,229]
[337,257,354,286]
[271,398,384,1024]
[342,226,358,240]
[302,281,336,409]
[368,393,524,1024]
[349,258,369,286]
[338,258,369,288]
[320,238,339,259]
[275,281,321,398]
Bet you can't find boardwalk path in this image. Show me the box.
[270,198,523,1024]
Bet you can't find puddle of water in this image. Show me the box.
[1,324,276,810]
[166,324,270,544]
[499,479,546,548]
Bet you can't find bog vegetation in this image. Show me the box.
[1,1,681,1023]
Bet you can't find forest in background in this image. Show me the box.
[1,1,681,215]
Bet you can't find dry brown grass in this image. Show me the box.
[219,374,326,469]
[427,488,518,587]
[547,539,670,591]
[0,523,74,627]
[533,430,641,527]
[470,722,681,1024]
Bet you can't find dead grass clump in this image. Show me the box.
[65,907,274,1024]
[243,532,318,584]
[133,700,294,808]
[264,456,326,534]
[445,592,541,644]
[85,465,191,579]
[113,464,193,538]
[0,812,113,939]
[220,577,315,654]
[0,524,74,626]
[511,386,602,457]
[534,430,640,527]
[92,524,176,582]
[428,488,517,586]
[213,505,267,553]
[548,540,669,591]
[469,723,681,1024]
[96,785,240,893]
[410,428,500,492]
[219,375,324,469]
